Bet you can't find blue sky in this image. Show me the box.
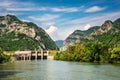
[0,0,120,40]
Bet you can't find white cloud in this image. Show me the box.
[83,24,91,30]
[28,14,60,22]
[0,1,12,7]
[85,6,106,12]
[6,8,36,11]
[0,0,82,13]
[21,19,30,22]
[63,11,120,28]
[41,22,55,26]
[45,25,58,36]
[50,7,80,12]
[55,11,120,40]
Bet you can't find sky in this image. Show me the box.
[0,0,120,41]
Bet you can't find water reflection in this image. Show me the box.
[0,60,120,80]
[0,70,21,79]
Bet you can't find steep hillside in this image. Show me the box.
[91,20,113,35]
[91,18,120,48]
[56,18,120,63]
[61,26,99,50]
[61,18,120,50]
[0,15,58,51]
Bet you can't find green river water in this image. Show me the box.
[0,60,120,80]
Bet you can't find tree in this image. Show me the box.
[0,47,10,63]
[110,47,120,63]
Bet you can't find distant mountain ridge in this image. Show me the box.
[55,40,63,48]
[61,18,120,50]
[0,14,58,51]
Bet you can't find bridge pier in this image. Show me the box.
[35,50,38,60]
[41,50,43,60]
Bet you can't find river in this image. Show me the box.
[0,60,120,80]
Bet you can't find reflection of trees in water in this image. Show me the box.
[0,70,21,78]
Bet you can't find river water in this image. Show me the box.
[0,60,120,80]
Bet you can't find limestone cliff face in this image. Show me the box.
[0,15,58,50]
[60,26,99,51]
[91,20,113,35]
[60,19,119,51]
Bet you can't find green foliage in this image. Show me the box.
[0,14,58,50]
[110,47,120,63]
[0,30,57,50]
[55,42,120,63]
[0,24,6,27]
[0,48,10,63]
[0,32,40,51]
[113,18,120,29]
[36,30,58,50]
[55,18,120,63]
[26,22,37,28]
[6,15,22,24]
[0,16,4,21]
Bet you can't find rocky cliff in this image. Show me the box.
[0,15,58,51]
[60,26,99,50]
[61,18,120,51]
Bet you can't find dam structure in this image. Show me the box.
[14,50,49,61]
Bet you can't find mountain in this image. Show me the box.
[91,18,120,48]
[60,26,100,50]
[91,20,113,35]
[0,14,58,51]
[61,18,120,50]
[55,40,63,48]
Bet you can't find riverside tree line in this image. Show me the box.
[54,42,120,63]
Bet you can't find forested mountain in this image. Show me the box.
[61,18,120,50]
[61,26,100,50]
[0,15,58,51]
[56,18,120,63]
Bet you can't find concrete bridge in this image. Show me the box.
[14,50,49,61]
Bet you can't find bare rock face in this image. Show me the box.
[60,20,116,51]
[92,20,113,35]
[60,26,99,51]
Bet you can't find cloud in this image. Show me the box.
[41,22,55,26]
[0,0,82,13]
[0,0,35,15]
[54,11,120,40]
[85,6,106,12]
[63,11,120,27]
[28,14,60,22]
[45,25,58,37]
[6,8,36,11]
[83,24,91,30]
[21,19,30,22]
[50,7,80,12]
[0,1,12,7]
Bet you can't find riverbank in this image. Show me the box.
[54,42,120,64]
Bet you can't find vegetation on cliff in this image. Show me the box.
[55,18,120,63]
[0,15,58,51]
